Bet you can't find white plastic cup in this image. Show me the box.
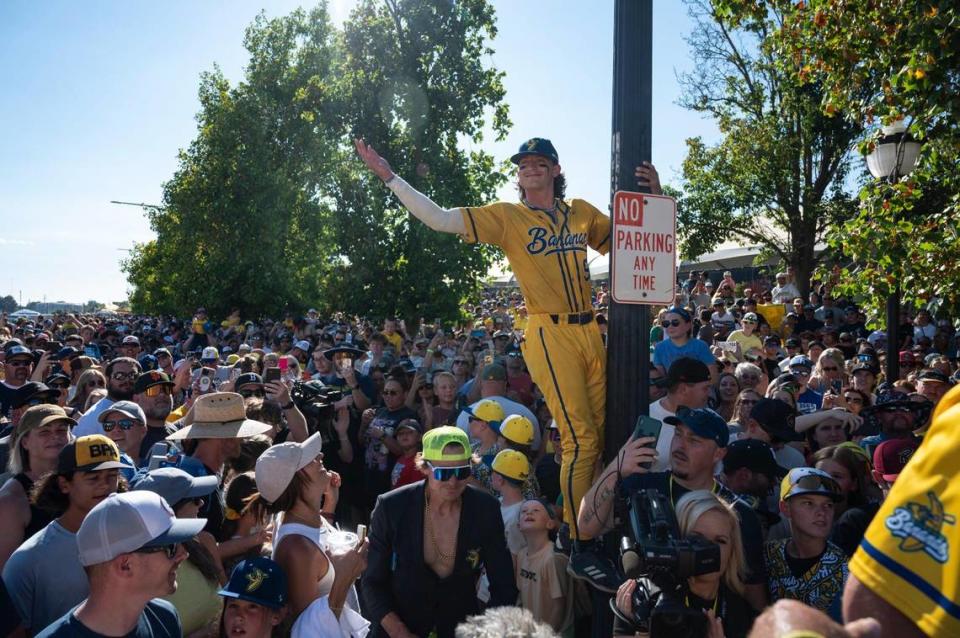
[326,530,359,555]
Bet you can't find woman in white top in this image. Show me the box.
[247,433,369,637]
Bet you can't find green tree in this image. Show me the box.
[321,0,509,324]
[0,295,17,313]
[776,0,960,315]
[125,6,342,319]
[124,0,510,323]
[82,300,105,313]
[675,0,862,295]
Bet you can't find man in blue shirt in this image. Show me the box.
[36,490,202,637]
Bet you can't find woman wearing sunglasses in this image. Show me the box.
[364,426,517,638]
[68,368,106,414]
[652,306,716,379]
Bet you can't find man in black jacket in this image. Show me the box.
[363,426,518,638]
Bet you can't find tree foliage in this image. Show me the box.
[0,295,17,314]
[124,0,509,322]
[675,0,862,295]
[775,0,960,315]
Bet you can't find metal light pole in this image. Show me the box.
[865,120,921,384]
[605,0,652,462]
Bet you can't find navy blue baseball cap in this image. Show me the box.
[219,557,288,609]
[664,306,692,322]
[664,406,729,447]
[510,137,559,164]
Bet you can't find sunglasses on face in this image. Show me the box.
[102,418,139,432]
[426,463,472,482]
[781,384,800,393]
[239,389,265,399]
[843,395,864,404]
[821,366,839,372]
[660,320,683,328]
[788,474,840,496]
[87,379,106,388]
[50,383,69,390]
[111,371,137,381]
[143,385,172,398]
[740,398,759,405]
[133,543,179,560]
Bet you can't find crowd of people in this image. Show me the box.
[0,274,955,637]
[0,135,955,638]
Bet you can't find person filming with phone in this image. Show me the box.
[577,407,768,612]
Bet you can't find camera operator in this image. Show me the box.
[577,407,767,611]
[613,490,757,638]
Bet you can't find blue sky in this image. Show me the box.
[0,1,717,306]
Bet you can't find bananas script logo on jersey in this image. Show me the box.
[526,228,587,256]
[885,491,956,563]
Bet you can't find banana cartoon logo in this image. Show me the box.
[885,491,956,563]
[245,567,266,592]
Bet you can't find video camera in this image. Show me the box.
[290,379,342,438]
[617,489,721,638]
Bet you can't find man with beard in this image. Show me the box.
[0,345,35,421]
[857,390,928,456]
[133,371,176,463]
[577,407,768,609]
[73,357,141,436]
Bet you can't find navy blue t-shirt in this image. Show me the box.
[35,599,181,638]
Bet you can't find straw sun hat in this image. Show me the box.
[166,392,273,440]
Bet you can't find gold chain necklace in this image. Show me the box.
[425,496,456,561]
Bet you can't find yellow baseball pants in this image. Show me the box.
[521,313,606,540]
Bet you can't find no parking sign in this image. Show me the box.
[609,191,677,305]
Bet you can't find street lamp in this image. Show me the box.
[865,119,921,383]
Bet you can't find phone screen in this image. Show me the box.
[264,367,281,384]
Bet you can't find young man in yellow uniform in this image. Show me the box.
[844,384,960,637]
[355,137,659,590]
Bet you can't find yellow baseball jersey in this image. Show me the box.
[461,200,611,315]
[850,384,960,637]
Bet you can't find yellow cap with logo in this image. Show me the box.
[58,434,131,473]
[491,449,530,482]
[465,399,505,426]
[499,414,534,446]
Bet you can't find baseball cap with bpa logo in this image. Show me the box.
[58,435,132,473]
[421,426,471,462]
[77,491,205,566]
[510,137,559,165]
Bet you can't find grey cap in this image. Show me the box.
[77,491,205,566]
[97,400,147,424]
[131,467,219,506]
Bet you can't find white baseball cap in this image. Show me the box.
[77,491,205,566]
[201,346,219,361]
[292,340,312,353]
[255,432,324,503]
